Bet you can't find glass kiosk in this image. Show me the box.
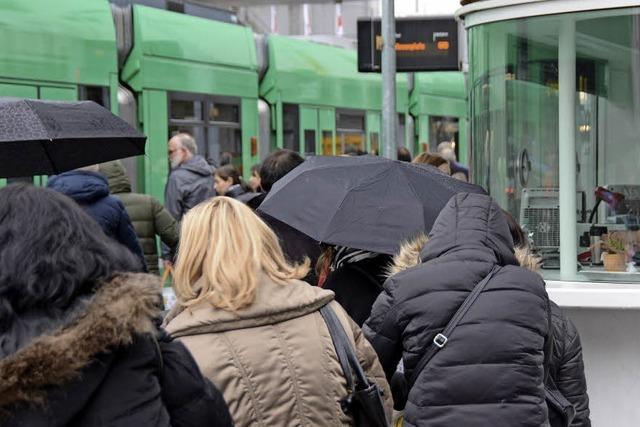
[457,1,640,425]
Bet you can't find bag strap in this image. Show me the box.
[320,304,370,391]
[408,265,500,388]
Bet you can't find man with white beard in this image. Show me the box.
[164,133,216,223]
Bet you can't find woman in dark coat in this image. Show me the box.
[317,246,391,326]
[0,183,232,427]
[214,164,260,205]
[364,193,551,427]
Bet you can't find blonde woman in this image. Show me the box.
[164,197,392,427]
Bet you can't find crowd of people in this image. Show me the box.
[0,131,590,427]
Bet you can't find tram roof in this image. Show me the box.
[260,35,408,112]
[0,0,117,87]
[121,5,258,97]
[409,72,467,118]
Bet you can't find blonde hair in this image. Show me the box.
[174,197,310,311]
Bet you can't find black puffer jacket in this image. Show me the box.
[386,239,591,426]
[364,193,550,427]
[548,297,591,426]
[0,274,233,427]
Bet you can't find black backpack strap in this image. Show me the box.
[320,304,357,392]
[408,265,500,388]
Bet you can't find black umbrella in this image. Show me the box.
[0,98,146,178]
[258,155,486,255]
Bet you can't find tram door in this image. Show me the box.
[300,106,334,157]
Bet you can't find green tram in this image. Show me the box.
[0,0,468,203]
[0,0,119,188]
[259,35,410,157]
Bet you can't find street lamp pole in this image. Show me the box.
[381,0,396,159]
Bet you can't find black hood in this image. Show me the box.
[421,193,517,266]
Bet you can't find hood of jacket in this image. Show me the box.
[178,155,214,177]
[421,193,518,267]
[0,273,162,408]
[47,171,110,204]
[389,234,541,276]
[99,160,131,194]
[165,275,334,337]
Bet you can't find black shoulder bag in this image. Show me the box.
[408,266,499,388]
[319,305,389,427]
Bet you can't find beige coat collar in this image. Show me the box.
[165,275,334,338]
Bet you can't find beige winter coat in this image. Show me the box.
[164,275,393,427]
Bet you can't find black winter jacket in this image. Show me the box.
[548,302,591,426]
[0,274,233,427]
[323,254,392,326]
[47,170,146,269]
[385,239,591,426]
[363,193,551,427]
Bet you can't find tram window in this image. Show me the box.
[79,86,110,109]
[322,131,333,155]
[429,116,459,155]
[470,7,640,282]
[170,100,202,121]
[336,110,366,155]
[337,112,365,131]
[208,127,242,171]
[169,126,206,158]
[209,103,240,123]
[169,94,243,169]
[397,114,406,149]
[304,130,316,156]
[370,132,379,155]
[283,104,300,152]
[337,131,365,155]
[7,177,34,185]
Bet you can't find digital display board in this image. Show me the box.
[357,17,460,72]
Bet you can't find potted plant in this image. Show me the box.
[601,232,627,272]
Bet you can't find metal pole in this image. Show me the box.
[559,18,577,279]
[381,0,397,159]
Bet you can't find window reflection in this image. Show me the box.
[169,96,242,169]
[470,8,640,281]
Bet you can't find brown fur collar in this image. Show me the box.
[0,273,162,408]
[386,234,429,277]
[387,235,541,276]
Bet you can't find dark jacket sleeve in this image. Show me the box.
[362,276,404,380]
[158,334,234,427]
[152,197,180,251]
[114,199,147,271]
[556,315,591,427]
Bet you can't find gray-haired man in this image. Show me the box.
[165,133,215,222]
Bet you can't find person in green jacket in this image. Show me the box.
[99,161,179,274]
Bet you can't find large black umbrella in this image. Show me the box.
[0,98,146,178]
[258,155,486,255]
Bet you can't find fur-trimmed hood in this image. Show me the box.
[0,273,163,409]
[388,234,541,276]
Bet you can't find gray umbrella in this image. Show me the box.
[0,98,146,178]
[258,155,486,255]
